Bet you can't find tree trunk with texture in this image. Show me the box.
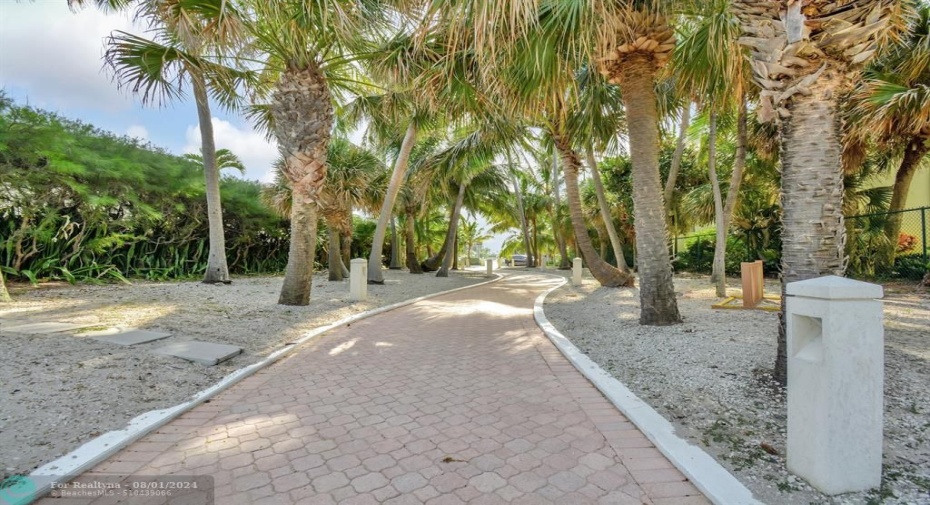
[776,78,848,383]
[665,104,691,213]
[551,150,571,269]
[556,138,634,287]
[618,57,681,324]
[437,183,467,277]
[327,226,343,281]
[193,71,231,285]
[389,217,402,269]
[369,123,417,283]
[405,209,423,273]
[511,173,534,268]
[0,269,11,302]
[279,200,319,305]
[883,139,929,266]
[586,145,629,272]
[271,64,332,306]
[716,100,749,293]
[707,113,727,296]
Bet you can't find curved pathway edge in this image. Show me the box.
[533,275,763,505]
[23,273,504,503]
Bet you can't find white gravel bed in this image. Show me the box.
[0,269,486,481]
[543,271,930,505]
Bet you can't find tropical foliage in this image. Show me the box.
[0,98,289,285]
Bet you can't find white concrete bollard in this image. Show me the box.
[540,255,547,270]
[572,258,583,285]
[486,258,494,276]
[350,258,368,301]
[786,275,884,495]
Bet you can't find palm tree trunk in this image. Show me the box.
[341,224,351,270]
[526,220,539,268]
[511,172,534,268]
[327,226,343,281]
[556,137,634,287]
[192,70,231,285]
[404,209,423,273]
[452,237,459,270]
[707,113,727,296]
[883,139,929,265]
[0,269,11,302]
[437,182,467,277]
[664,103,691,212]
[719,99,748,287]
[272,64,332,306]
[551,149,571,269]
[617,57,681,325]
[776,78,848,383]
[389,217,402,269]
[368,123,417,283]
[279,199,319,305]
[586,145,630,271]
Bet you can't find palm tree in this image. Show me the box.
[320,139,385,281]
[552,125,634,287]
[672,1,749,297]
[244,0,407,305]
[102,1,250,285]
[733,0,910,382]
[184,148,246,176]
[846,3,930,267]
[593,4,683,323]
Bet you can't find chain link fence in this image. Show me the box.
[846,206,928,283]
[669,206,929,284]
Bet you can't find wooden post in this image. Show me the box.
[741,260,764,308]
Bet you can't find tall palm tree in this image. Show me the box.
[593,4,682,323]
[733,0,910,382]
[102,1,250,284]
[244,0,408,305]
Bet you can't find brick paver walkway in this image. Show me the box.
[39,273,709,505]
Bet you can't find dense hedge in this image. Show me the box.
[0,96,290,283]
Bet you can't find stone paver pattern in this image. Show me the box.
[37,273,709,504]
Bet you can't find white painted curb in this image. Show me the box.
[22,273,504,504]
[533,275,762,505]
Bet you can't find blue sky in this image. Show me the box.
[0,0,279,182]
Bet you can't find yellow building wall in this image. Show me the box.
[868,166,930,251]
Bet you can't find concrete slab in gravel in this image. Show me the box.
[0,322,99,334]
[86,328,172,346]
[153,341,242,366]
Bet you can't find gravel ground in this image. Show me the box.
[0,269,488,481]
[544,272,930,505]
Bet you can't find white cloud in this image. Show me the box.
[0,2,137,111]
[126,124,149,140]
[184,118,279,183]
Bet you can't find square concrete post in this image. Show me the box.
[350,258,368,301]
[572,258,583,285]
[786,275,884,495]
[486,258,494,276]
